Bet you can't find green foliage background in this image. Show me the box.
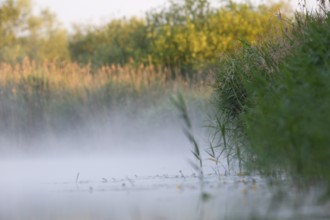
[0,0,70,63]
[1,0,287,71]
[146,0,285,72]
[69,18,150,66]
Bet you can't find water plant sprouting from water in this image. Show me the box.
[206,112,246,176]
[171,93,204,183]
[172,92,245,179]
[207,115,231,176]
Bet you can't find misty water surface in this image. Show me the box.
[0,104,328,220]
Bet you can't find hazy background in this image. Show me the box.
[33,0,318,30]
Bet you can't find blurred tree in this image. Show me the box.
[69,17,150,66]
[146,0,287,75]
[0,0,70,63]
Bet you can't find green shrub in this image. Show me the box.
[245,13,330,185]
[214,12,330,193]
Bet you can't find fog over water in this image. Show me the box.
[0,101,211,183]
[0,99,328,220]
[0,102,219,220]
[1,0,329,218]
[0,86,329,220]
[0,102,209,178]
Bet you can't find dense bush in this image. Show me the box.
[69,18,150,66]
[245,14,330,186]
[146,0,285,73]
[214,12,330,193]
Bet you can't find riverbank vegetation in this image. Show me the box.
[214,2,330,197]
[1,0,329,200]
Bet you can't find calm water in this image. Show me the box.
[0,155,329,220]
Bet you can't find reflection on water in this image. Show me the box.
[0,156,329,220]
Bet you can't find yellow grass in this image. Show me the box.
[0,57,212,136]
[0,57,211,99]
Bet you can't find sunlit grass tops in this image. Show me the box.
[0,57,212,137]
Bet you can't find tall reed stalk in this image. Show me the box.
[171,94,204,183]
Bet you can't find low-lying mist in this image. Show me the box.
[0,74,328,220]
[0,95,212,184]
[0,95,229,220]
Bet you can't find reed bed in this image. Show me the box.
[0,58,165,94]
[0,57,212,138]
